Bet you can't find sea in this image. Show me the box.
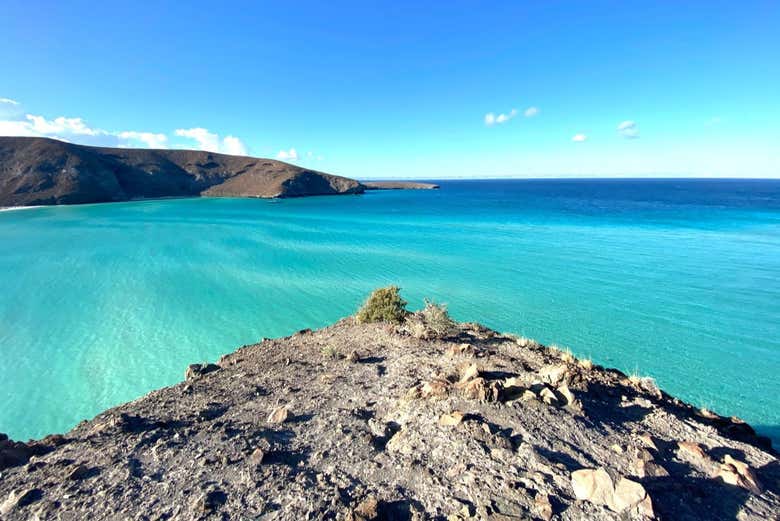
[1,179,778,444]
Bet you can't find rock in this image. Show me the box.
[439,411,466,426]
[637,433,658,451]
[195,489,227,513]
[534,492,553,521]
[521,389,537,402]
[249,448,265,466]
[185,363,220,380]
[572,469,653,517]
[421,379,450,399]
[67,464,91,480]
[0,436,32,470]
[447,343,475,356]
[538,364,567,385]
[459,362,480,383]
[267,406,290,424]
[611,477,652,516]
[0,488,43,515]
[676,441,718,473]
[460,377,501,402]
[556,384,578,408]
[633,458,669,478]
[571,468,614,507]
[716,455,763,494]
[539,387,560,406]
[352,495,379,520]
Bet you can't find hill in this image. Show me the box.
[0,137,364,207]
[0,292,776,520]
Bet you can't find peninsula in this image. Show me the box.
[0,137,433,208]
[0,289,776,520]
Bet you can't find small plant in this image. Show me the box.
[578,357,593,370]
[419,299,457,338]
[560,347,575,363]
[321,344,340,359]
[356,286,408,324]
[516,336,538,348]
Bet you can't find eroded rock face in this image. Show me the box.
[0,318,776,520]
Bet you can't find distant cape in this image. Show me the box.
[0,137,364,207]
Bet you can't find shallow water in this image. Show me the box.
[1,179,778,443]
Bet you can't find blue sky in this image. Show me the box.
[1,1,778,178]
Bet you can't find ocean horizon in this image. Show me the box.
[1,178,778,444]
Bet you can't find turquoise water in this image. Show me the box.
[1,179,779,443]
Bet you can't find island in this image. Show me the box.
[0,288,776,520]
[0,137,434,208]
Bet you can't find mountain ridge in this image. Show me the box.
[0,137,364,207]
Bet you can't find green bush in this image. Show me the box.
[419,299,457,338]
[356,286,408,324]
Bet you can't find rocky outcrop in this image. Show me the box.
[0,137,365,207]
[0,317,777,520]
[363,181,440,190]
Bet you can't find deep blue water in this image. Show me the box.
[1,178,778,443]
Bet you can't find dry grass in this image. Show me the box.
[578,358,593,370]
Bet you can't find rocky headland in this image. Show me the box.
[0,137,433,208]
[0,291,777,520]
[363,182,440,191]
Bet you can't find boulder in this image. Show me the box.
[67,464,91,480]
[612,477,653,517]
[0,436,32,470]
[422,379,450,399]
[571,468,615,507]
[267,406,290,424]
[0,488,43,515]
[572,468,654,517]
[676,441,716,470]
[185,363,220,380]
[556,384,579,408]
[538,364,567,385]
[539,387,560,406]
[716,455,763,494]
[458,363,480,383]
[460,378,501,402]
[534,492,553,521]
[439,411,466,427]
[249,448,265,466]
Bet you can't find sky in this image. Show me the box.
[1,1,779,179]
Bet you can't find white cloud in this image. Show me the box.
[0,120,37,136]
[0,101,249,156]
[617,120,639,139]
[572,133,588,142]
[26,115,104,136]
[117,131,168,149]
[174,127,247,155]
[486,108,517,126]
[524,106,539,117]
[277,148,299,161]
[175,127,220,152]
[221,135,247,155]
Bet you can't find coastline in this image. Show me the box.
[0,309,776,519]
